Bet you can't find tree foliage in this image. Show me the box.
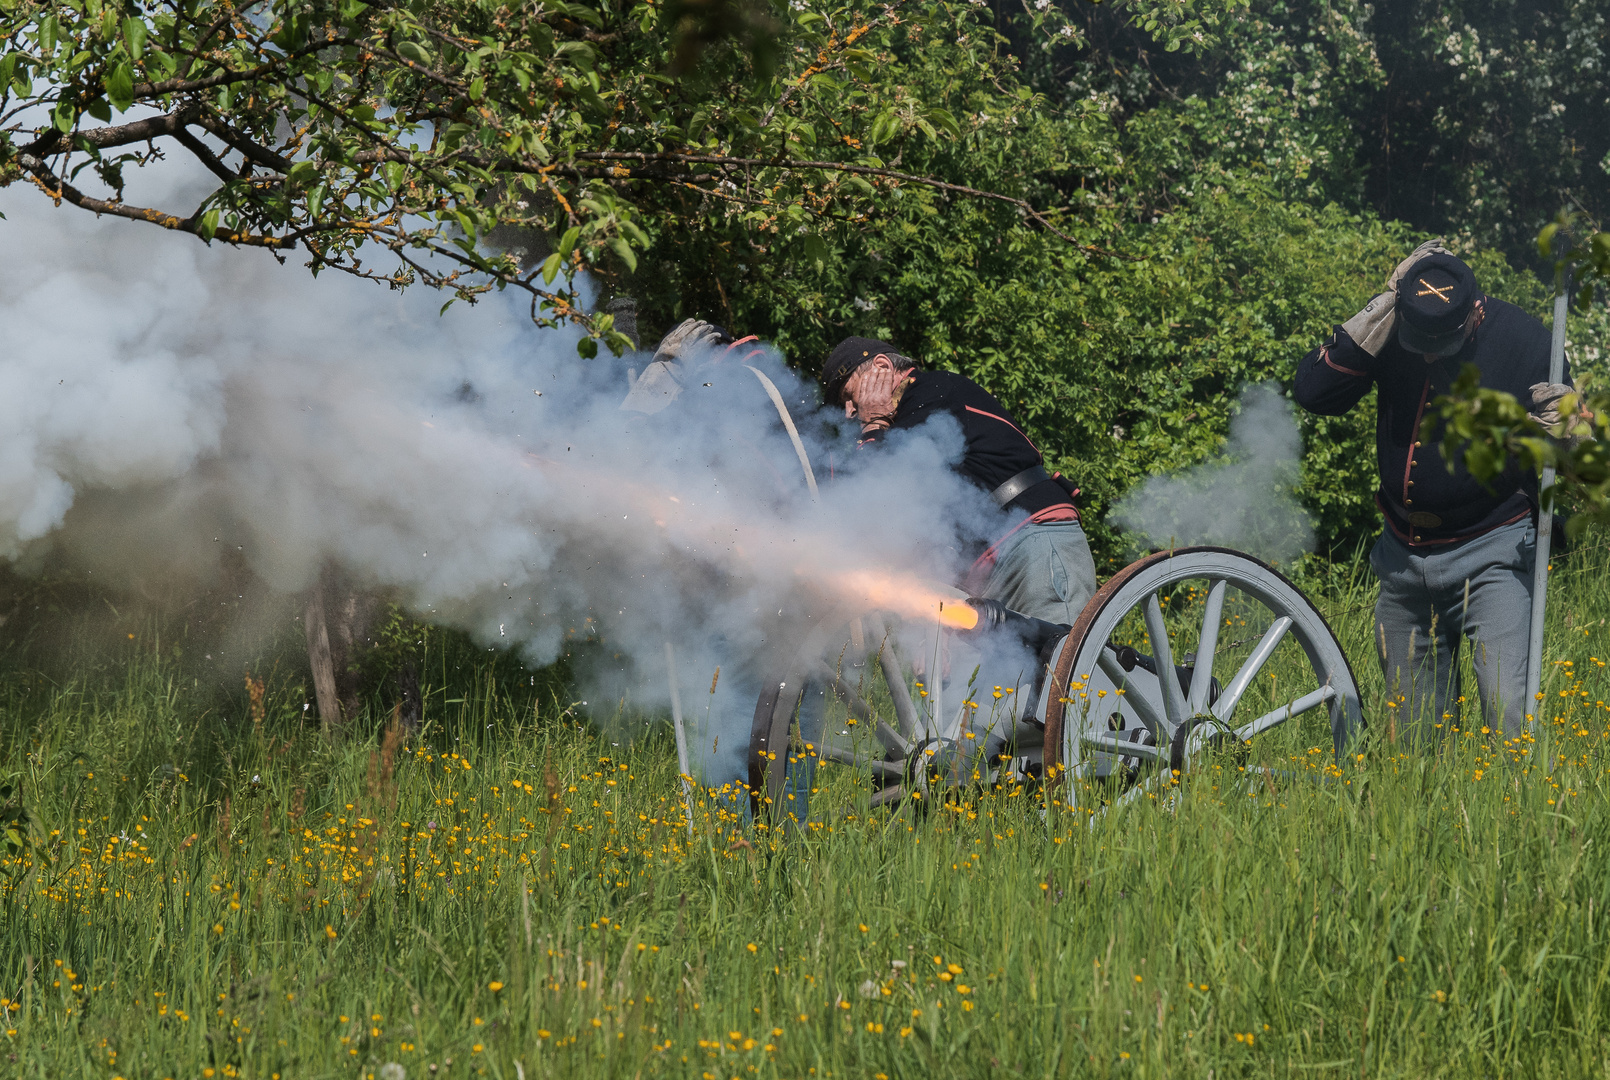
[0,0,1135,353]
[2,0,1606,559]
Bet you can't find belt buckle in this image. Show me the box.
[1408,511,1443,528]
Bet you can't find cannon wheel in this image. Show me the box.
[1042,546,1364,803]
[747,599,977,827]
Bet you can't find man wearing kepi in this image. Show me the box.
[823,338,1096,764]
[1295,242,1571,743]
[823,337,1098,624]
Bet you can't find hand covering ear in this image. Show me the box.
[1340,239,1455,358]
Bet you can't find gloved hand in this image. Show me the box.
[1387,237,1452,291]
[1530,381,1596,443]
[1340,290,1398,357]
[1340,239,1456,358]
[652,318,729,366]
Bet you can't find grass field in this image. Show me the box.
[6,542,1610,1079]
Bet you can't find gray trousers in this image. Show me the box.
[1370,517,1535,744]
[976,520,1099,624]
[959,521,1099,747]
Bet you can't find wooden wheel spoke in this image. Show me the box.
[1095,649,1168,739]
[869,784,906,808]
[808,662,881,732]
[818,743,905,780]
[1234,685,1337,742]
[1211,616,1293,723]
[874,719,912,759]
[1188,579,1226,715]
[1079,732,1164,762]
[1142,592,1189,729]
[871,617,924,742]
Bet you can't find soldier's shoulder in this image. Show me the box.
[1484,296,1550,339]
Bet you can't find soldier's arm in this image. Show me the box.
[1294,328,1377,416]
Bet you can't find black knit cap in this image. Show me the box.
[822,336,899,403]
[1396,253,1479,357]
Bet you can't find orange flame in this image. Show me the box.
[830,568,979,630]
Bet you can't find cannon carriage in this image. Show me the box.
[746,546,1364,824]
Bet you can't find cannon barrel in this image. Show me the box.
[956,597,1070,658]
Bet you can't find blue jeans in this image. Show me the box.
[1370,517,1535,744]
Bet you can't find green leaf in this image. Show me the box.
[576,337,598,359]
[802,231,828,271]
[607,236,637,273]
[554,41,595,72]
[196,208,220,242]
[122,16,147,60]
[105,62,133,112]
[396,41,432,65]
[540,252,563,284]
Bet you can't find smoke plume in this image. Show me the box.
[0,164,1008,746]
[1110,383,1314,563]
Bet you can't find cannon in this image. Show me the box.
[746,546,1363,824]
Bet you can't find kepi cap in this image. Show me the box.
[1396,253,1479,357]
[822,336,899,403]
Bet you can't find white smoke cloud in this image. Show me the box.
[1110,383,1315,563]
[0,165,1009,733]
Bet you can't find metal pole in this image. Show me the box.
[665,641,696,835]
[1525,280,1571,726]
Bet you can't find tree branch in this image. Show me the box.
[193,115,295,173]
[15,152,295,251]
[171,126,239,184]
[21,108,197,157]
[571,150,1128,255]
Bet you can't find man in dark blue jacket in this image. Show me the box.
[1295,244,1565,743]
[822,337,1096,625]
[823,337,1097,766]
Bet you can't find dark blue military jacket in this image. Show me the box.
[1294,297,1559,547]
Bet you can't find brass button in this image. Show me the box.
[1411,460,1419,466]
[1407,481,1415,487]
[1405,499,1414,505]
[1414,535,1422,541]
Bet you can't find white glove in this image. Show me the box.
[620,359,684,414]
[1340,290,1398,357]
[1529,381,1596,444]
[1340,239,1456,358]
[1530,382,1575,428]
[652,318,727,365]
[1387,238,1453,291]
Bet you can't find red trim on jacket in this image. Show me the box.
[1321,343,1368,377]
[963,404,1042,456]
[1402,376,1431,504]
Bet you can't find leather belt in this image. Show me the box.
[990,465,1050,508]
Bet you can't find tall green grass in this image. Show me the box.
[5,541,1610,1078]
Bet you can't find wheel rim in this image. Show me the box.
[748,605,986,825]
[1042,546,1363,803]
